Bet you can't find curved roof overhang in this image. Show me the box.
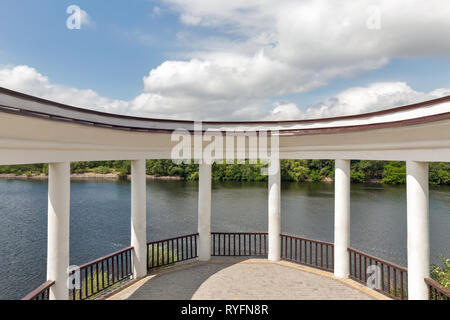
[0,87,449,165]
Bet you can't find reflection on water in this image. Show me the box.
[0,179,448,299]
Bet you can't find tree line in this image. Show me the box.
[0,160,449,185]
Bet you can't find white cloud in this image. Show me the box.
[269,102,303,121]
[180,14,202,25]
[142,51,322,99]
[266,82,450,120]
[138,0,450,119]
[0,65,128,114]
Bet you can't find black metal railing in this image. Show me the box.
[280,234,334,272]
[21,280,55,300]
[425,278,450,300]
[147,233,198,270]
[71,246,133,300]
[24,231,448,301]
[348,247,408,300]
[211,232,268,257]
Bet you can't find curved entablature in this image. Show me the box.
[0,86,449,165]
[0,86,450,134]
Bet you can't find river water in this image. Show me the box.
[0,178,448,299]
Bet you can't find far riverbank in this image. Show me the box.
[0,173,184,181]
[0,173,384,183]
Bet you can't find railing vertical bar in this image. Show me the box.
[290,237,293,260]
[163,242,165,266]
[309,241,312,265]
[364,256,368,283]
[90,265,94,296]
[125,250,129,276]
[400,271,404,300]
[259,234,262,256]
[238,234,241,256]
[84,268,88,299]
[167,240,170,264]
[394,269,398,298]
[295,239,298,262]
[359,254,362,281]
[387,265,391,296]
[189,236,194,259]
[106,257,110,288]
[195,234,198,258]
[96,262,100,293]
[121,252,124,279]
[315,242,318,266]
[116,255,120,283]
[327,245,329,270]
[320,244,323,267]
[157,242,161,267]
[300,239,303,263]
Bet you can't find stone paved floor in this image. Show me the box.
[114,259,378,300]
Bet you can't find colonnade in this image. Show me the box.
[46,159,430,300]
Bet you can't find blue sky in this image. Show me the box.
[0,0,180,100]
[0,0,450,120]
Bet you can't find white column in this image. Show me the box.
[131,159,147,279]
[334,159,350,278]
[198,163,212,261]
[47,162,70,300]
[406,161,430,300]
[268,158,281,261]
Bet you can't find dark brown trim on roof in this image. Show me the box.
[1,103,449,136]
[280,112,450,135]
[1,86,450,125]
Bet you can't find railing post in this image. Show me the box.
[406,161,430,300]
[334,159,350,278]
[268,158,281,261]
[47,162,70,300]
[198,163,211,261]
[131,159,147,279]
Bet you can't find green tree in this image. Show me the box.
[431,254,450,289]
[382,161,406,184]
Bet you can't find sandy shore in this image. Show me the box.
[0,173,184,181]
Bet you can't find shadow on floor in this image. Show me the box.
[127,258,252,300]
[126,258,376,300]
